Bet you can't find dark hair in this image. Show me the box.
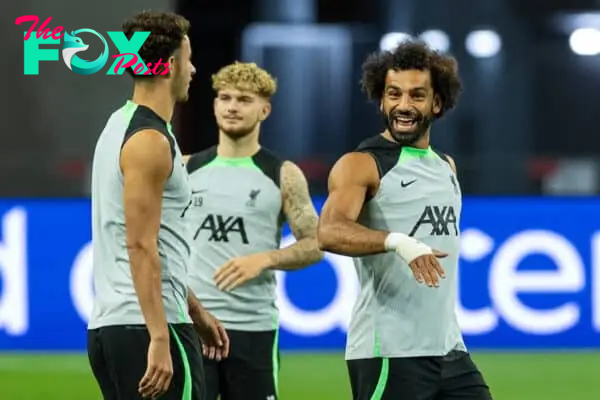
[361,39,462,118]
[121,10,190,79]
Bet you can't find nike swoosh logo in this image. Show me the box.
[192,189,207,194]
[401,179,417,188]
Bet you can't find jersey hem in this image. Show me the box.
[344,348,466,360]
[219,321,279,331]
[88,316,192,330]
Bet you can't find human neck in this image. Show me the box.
[131,81,175,123]
[217,129,261,158]
[382,129,431,149]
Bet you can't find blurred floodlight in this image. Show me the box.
[419,29,450,53]
[465,29,502,58]
[569,28,600,55]
[379,32,412,52]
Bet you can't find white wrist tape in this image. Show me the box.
[384,232,432,264]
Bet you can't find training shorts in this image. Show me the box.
[87,323,205,400]
[203,329,279,400]
[347,350,493,400]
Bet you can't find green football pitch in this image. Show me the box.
[0,351,597,399]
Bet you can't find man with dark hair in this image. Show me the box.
[87,11,229,400]
[317,40,493,399]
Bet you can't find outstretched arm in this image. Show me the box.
[317,152,389,256]
[318,151,448,287]
[265,161,323,270]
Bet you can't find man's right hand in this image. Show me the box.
[139,337,173,399]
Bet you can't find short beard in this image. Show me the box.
[219,121,258,140]
[382,107,433,145]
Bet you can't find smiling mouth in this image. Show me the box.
[392,115,417,130]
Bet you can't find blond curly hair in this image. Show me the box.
[211,61,277,99]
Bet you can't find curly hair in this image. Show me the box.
[361,39,462,118]
[121,10,190,79]
[211,61,277,99]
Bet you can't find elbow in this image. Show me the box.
[126,238,158,259]
[317,223,335,252]
[315,248,325,260]
[126,238,155,251]
[311,243,325,262]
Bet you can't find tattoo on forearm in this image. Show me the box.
[280,162,318,237]
[281,162,318,238]
[269,162,323,270]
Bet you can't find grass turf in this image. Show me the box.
[0,352,597,399]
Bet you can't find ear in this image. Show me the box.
[260,102,272,121]
[164,55,176,78]
[433,95,442,115]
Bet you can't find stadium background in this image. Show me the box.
[4,0,600,398]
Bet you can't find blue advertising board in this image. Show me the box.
[0,197,599,351]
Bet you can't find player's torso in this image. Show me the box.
[346,135,465,359]
[186,146,284,331]
[88,101,192,329]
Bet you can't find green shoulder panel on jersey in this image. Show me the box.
[355,134,452,180]
[187,146,284,187]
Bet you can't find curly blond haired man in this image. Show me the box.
[184,62,324,400]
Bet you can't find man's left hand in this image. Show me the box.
[214,253,271,291]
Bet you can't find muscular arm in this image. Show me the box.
[121,130,173,341]
[264,161,324,270]
[317,152,389,256]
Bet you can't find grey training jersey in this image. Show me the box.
[88,100,192,329]
[186,146,284,331]
[345,135,466,360]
